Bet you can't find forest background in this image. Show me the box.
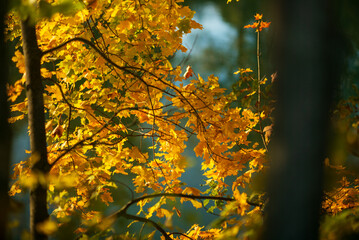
[2,0,359,239]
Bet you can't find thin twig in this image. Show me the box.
[105,193,235,239]
[255,24,269,152]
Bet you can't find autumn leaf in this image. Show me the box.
[244,22,259,29]
[84,0,98,9]
[259,21,271,30]
[173,206,181,217]
[183,187,202,196]
[184,65,194,79]
[51,125,64,138]
[233,189,249,216]
[234,68,253,75]
[254,13,263,20]
[227,0,240,3]
[100,188,114,206]
[263,124,273,142]
[244,14,271,32]
[190,199,202,209]
[36,220,58,235]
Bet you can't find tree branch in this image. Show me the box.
[103,193,235,240]
[117,193,234,214]
[169,232,194,240]
[41,37,206,131]
[49,106,139,168]
[82,191,264,239]
[120,212,172,240]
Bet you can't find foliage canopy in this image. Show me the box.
[6,0,359,239]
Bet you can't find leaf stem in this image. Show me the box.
[256,24,268,152]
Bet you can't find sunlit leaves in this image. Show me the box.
[226,0,240,4]
[4,0,355,238]
[244,14,271,32]
[7,0,269,238]
[36,219,58,236]
[183,65,194,79]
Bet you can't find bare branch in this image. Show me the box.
[102,193,235,240]
[111,193,234,217]
[120,212,172,240]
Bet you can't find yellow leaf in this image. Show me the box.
[77,200,85,207]
[130,147,147,163]
[10,102,26,113]
[183,187,202,196]
[173,206,181,217]
[190,199,202,209]
[233,189,249,215]
[100,188,114,205]
[8,114,25,123]
[118,20,132,32]
[19,174,38,189]
[9,183,22,196]
[147,230,156,240]
[36,220,58,235]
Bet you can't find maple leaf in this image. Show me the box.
[100,188,114,206]
[51,125,64,138]
[254,13,263,20]
[244,22,259,29]
[261,21,271,28]
[84,0,98,9]
[184,65,194,79]
[227,0,240,3]
[263,124,273,142]
[244,14,271,32]
[233,189,249,216]
[36,220,58,235]
[234,68,253,75]
[183,187,202,196]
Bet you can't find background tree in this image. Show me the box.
[21,8,50,240]
[0,0,11,239]
[262,0,348,239]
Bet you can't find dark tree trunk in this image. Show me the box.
[0,0,11,239]
[262,0,344,239]
[21,18,50,240]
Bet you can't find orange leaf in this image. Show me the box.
[51,125,64,138]
[183,187,202,196]
[173,206,181,217]
[183,65,194,79]
[254,13,263,20]
[263,124,273,141]
[100,188,114,205]
[260,21,271,30]
[244,22,259,29]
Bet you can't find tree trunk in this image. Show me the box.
[21,18,50,240]
[0,0,11,239]
[262,0,344,239]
